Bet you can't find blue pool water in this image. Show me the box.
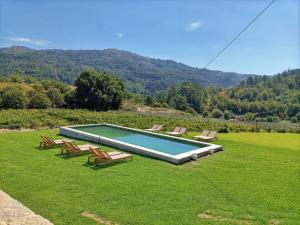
[74,125,207,155]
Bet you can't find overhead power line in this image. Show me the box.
[203,0,276,69]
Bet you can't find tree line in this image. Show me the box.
[0,70,125,111]
[145,69,300,123]
[0,69,299,123]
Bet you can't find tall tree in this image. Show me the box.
[74,70,125,111]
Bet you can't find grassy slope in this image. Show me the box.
[0,130,299,225]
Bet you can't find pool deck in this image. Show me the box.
[60,124,223,164]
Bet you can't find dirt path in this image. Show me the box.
[0,190,53,225]
[0,129,35,133]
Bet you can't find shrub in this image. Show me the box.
[224,110,231,120]
[162,103,169,108]
[276,128,286,133]
[152,102,162,108]
[211,109,223,118]
[272,116,280,122]
[255,117,262,122]
[7,123,21,129]
[202,111,209,118]
[145,96,154,106]
[0,86,28,109]
[218,127,229,133]
[29,90,51,109]
[185,107,198,115]
[290,117,298,123]
[244,112,255,121]
[230,113,236,119]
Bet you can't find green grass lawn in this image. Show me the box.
[0,130,299,225]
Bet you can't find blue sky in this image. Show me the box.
[0,0,299,75]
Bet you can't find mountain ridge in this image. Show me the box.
[0,46,253,92]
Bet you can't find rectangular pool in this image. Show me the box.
[59,124,223,164]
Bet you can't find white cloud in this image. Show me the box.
[187,21,203,31]
[117,32,123,38]
[9,37,49,46]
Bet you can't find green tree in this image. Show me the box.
[244,112,255,121]
[171,95,189,111]
[29,90,51,109]
[211,109,224,118]
[47,88,65,107]
[131,93,145,104]
[64,90,76,108]
[290,117,298,123]
[287,104,300,117]
[224,110,231,120]
[0,86,28,109]
[160,81,206,114]
[246,76,254,86]
[145,96,154,106]
[74,70,125,111]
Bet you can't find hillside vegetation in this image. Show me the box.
[0,76,73,109]
[0,108,299,133]
[154,69,300,122]
[0,46,250,92]
[0,69,299,126]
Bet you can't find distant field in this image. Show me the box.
[0,129,299,225]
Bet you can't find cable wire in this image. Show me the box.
[203,0,276,69]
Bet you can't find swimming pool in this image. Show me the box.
[59,124,223,164]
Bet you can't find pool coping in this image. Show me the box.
[59,124,223,164]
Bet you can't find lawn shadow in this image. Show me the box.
[83,160,130,170]
[55,152,91,159]
[33,146,61,151]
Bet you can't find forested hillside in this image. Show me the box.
[0,46,250,92]
[0,69,299,124]
[154,69,300,122]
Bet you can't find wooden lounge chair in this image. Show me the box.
[61,141,99,155]
[166,127,186,136]
[208,131,218,140]
[165,127,180,135]
[145,124,158,131]
[193,130,218,141]
[155,125,163,132]
[178,127,187,135]
[193,130,210,140]
[87,148,124,163]
[39,136,73,148]
[145,124,163,132]
[88,147,132,165]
